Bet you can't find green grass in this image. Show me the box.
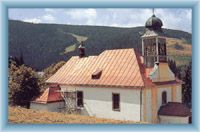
[68,33,88,43]
[60,33,88,55]
[60,43,77,55]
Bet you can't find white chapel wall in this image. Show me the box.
[60,85,141,122]
[30,103,48,111]
[30,101,65,112]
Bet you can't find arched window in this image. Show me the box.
[162,91,167,105]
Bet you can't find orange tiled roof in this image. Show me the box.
[32,85,63,104]
[46,48,145,88]
[46,48,182,88]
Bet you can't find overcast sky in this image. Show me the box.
[8,8,192,33]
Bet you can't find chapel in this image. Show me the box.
[31,11,191,124]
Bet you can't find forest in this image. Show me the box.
[9,20,191,71]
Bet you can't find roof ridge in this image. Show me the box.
[72,55,98,58]
[104,48,134,52]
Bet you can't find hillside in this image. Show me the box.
[167,38,192,66]
[9,20,192,70]
[8,106,138,124]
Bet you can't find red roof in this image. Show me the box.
[32,85,63,104]
[46,48,181,88]
[158,102,191,117]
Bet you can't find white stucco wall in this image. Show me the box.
[30,101,65,112]
[60,85,141,122]
[158,115,189,124]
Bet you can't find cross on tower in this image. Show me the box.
[152,8,155,15]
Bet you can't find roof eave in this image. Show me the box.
[58,83,145,89]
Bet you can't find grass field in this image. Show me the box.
[166,37,192,66]
[8,106,138,124]
[60,33,88,55]
[167,37,192,57]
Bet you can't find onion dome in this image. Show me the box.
[145,14,163,30]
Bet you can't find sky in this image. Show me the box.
[8,8,192,33]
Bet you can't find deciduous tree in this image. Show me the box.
[9,63,40,108]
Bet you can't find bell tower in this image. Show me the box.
[142,10,175,82]
[142,11,167,68]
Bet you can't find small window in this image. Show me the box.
[112,93,120,111]
[77,91,83,107]
[162,91,167,105]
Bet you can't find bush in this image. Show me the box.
[9,63,40,108]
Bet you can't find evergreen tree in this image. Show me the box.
[176,67,182,79]
[182,61,192,107]
[168,59,178,77]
